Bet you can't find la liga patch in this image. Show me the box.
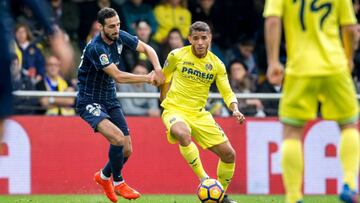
[99,54,109,65]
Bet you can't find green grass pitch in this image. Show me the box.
[0,194,345,203]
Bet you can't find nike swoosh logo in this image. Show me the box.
[189,158,198,165]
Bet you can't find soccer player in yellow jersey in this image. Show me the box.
[160,21,245,203]
[264,0,359,203]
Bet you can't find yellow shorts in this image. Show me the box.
[280,71,359,126]
[161,108,228,149]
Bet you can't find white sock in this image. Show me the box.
[100,171,110,180]
[200,176,210,182]
[113,180,124,186]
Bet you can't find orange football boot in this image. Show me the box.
[94,171,118,203]
[114,182,141,200]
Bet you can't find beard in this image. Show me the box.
[104,32,119,42]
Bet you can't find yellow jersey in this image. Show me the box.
[161,46,237,112]
[263,0,356,76]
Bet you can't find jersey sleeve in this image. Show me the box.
[263,0,284,17]
[119,30,139,51]
[162,50,178,83]
[215,61,237,108]
[89,45,113,70]
[339,0,357,26]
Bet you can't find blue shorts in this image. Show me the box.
[77,102,130,135]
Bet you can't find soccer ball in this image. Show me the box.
[197,178,224,203]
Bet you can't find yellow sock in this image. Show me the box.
[339,128,360,190]
[217,160,235,192]
[179,142,208,179]
[281,139,303,203]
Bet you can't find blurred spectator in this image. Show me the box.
[11,54,37,115]
[256,65,284,116]
[77,0,123,49]
[228,59,264,117]
[35,55,75,116]
[153,0,191,43]
[15,23,46,84]
[207,99,230,117]
[226,35,258,79]
[210,42,225,63]
[117,63,160,117]
[123,20,162,71]
[15,5,44,37]
[189,0,225,48]
[50,0,80,40]
[121,0,157,35]
[86,21,101,43]
[161,28,185,61]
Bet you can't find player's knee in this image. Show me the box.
[110,136,124,146]
[221,148,236,163]
[180,137,192,146]
[172,128,191,146]
[177,132,192,146]
[123,147,132,157]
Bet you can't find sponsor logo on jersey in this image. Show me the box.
[181,67,214,81]
[183,61,194,66]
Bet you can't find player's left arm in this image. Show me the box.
[342,25,359,71]
[339,0,359,72]
[264,0,284,83]
[136,40,165,85]
[215,63,245,124]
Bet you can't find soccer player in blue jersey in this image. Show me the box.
[0,0,73,148]
[76,7,164,203]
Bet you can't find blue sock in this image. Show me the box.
[123,157,129,164]
[102,156,129,178]
[107,144,124,182]
[102,161,112,177]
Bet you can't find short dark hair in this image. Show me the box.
[189,21,211,35]
[97,7,118,25]
[228,59,248,73]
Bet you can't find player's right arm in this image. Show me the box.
[339,0,359,72]
[103,64,154,84]
[160,50,178,101]
[264,0,284,83]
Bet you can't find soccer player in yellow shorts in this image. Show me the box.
[264,0,359,202]
[160,21,245,203]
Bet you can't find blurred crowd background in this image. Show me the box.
[9,0,360,118]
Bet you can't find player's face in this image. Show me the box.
[188,31,211,57]
[102,15,120,41]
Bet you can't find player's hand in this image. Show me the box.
[153,69,165,86]
[233,109,245,124]
[147,70,155,84]
[266,61,284,85]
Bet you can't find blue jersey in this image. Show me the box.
[77,30,138,105]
